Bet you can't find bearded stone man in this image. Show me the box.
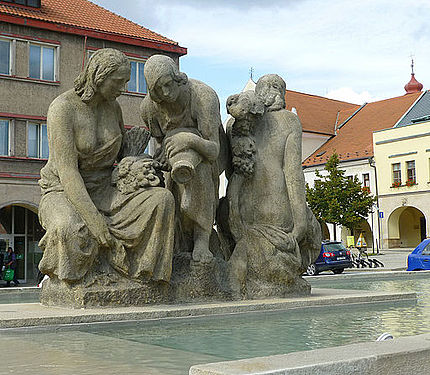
[225,74,321,297]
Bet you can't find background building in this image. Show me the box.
[0,0,186,283]
[373,90,430,248]
[303,91,422,251]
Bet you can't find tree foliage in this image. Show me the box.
[306,153,376,231]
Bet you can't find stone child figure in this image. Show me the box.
[38,49,176,291]
[225,75,321,297]
[225,90,264,241]
[140,55,224,263]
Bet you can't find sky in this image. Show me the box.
[92,0,430,121]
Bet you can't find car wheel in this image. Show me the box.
[332,268,344,274]
[307,264,318,276]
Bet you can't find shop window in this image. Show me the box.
[0,206,12,233]
[406,160,416,183]
[128,60,147,94]
[27,122,49,159]
[392,163,401,184]
[13,206,25,234]
[0,119,9,156]
[0,38,11,75]
[29,44,56,81]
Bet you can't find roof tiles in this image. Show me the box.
[303,92,422,167]
[0,0,184,50]
[286,90,360,135]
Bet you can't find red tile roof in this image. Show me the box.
[286,90,360,136]
[0,0,186,55]
[303,92,422,167]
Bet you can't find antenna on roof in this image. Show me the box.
[249,67,254,81]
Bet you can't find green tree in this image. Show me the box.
[306,153,376,234]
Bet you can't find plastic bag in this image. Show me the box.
[3,269,14,281]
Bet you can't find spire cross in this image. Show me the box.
[249,67,254,80]
[409,54,415,75]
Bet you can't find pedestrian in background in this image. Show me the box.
[5,247,19,287]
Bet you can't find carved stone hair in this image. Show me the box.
[255,74,287,110]
[143,54,188,103]
[74,48,130,103]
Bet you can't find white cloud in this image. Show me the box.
[325,88,380,104]
[92,0,430,102]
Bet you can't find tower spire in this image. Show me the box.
[404,57,423,94]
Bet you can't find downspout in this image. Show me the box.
[369,157,381,254]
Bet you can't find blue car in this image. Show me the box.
[407,238,430,271]
[306,241,353,276]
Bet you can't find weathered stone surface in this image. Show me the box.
[38,49,320,307]
[38,49,176,307]
[140,54,227,264]
[41,275,169,308]
[219,75,321,298]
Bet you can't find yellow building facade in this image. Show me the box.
[373,118,430,248]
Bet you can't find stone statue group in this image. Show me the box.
[37,48,321,307]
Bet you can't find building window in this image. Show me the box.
[392,163,401,184]
[2,0,41,7]
[27,122,48,158]
[29,44,56,81]
[128,60,147,94]
[362,173,370,192]
[0,39,11,75]
[407,160,416,183]
[0,119,9,156]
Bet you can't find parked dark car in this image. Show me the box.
[407,238,430,271]
[306,241,353,276]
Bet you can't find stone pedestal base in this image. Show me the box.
[41,277,169,308]
[169,252,231,302]
[40,252,312,308]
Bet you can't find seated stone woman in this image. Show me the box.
[37,49,176,294]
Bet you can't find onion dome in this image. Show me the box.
[404,59,423,94]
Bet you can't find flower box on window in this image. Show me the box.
[391,181,401,188]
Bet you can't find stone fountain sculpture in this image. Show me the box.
[220,75,321,298]
[37,49,320,308]
[38,49,176,306]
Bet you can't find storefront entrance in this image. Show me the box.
[0,205,45,284]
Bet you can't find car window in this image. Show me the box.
[323,243,346,252]
[422,242,430,256]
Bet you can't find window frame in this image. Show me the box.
[362,173,370,189]
[127,58,147,95]
[28,41,59,82]
[0,36,15,76]
[0,118,13,157]
[26,121,49,159]
[392,163,401,184]
[406,160,416,183]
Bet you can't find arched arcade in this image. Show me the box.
[387,206,426,248]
